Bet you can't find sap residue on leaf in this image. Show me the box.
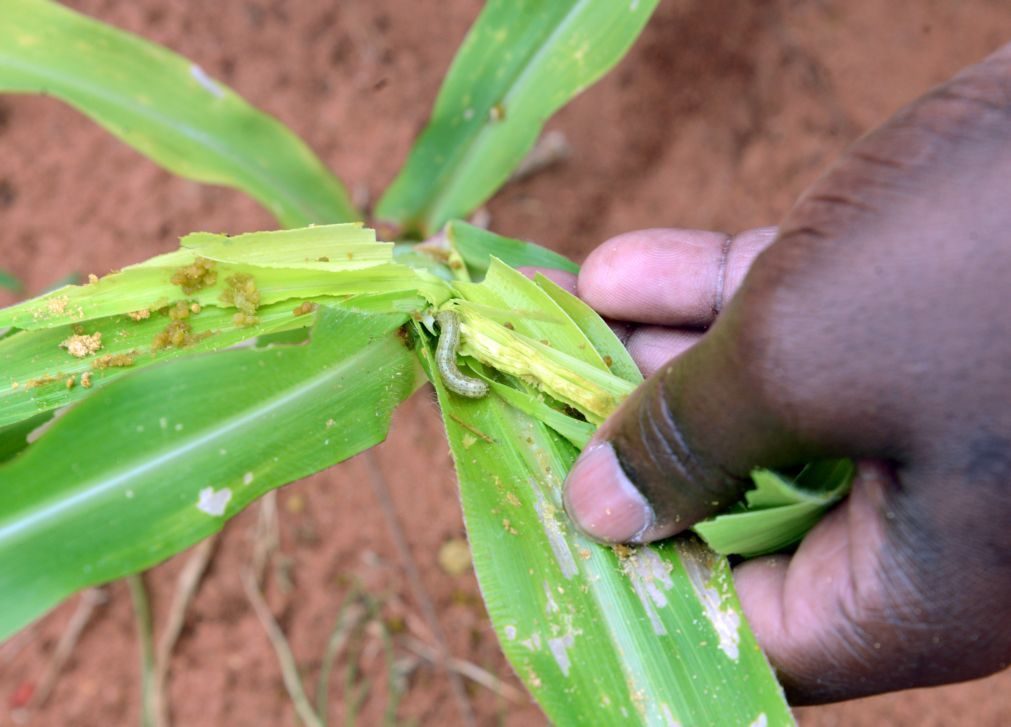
[196,487,232,516]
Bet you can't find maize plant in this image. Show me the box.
[0,1,857,724]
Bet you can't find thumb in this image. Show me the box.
[562,296,816,543]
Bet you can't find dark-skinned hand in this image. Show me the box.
[560,43,1011,704]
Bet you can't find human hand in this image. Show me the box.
[562,44,1011,703]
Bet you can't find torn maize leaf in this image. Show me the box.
[452,304,634,424]
[181,223,393,271]
[0,257,450,331]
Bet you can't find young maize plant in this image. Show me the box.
[0,1,854,724]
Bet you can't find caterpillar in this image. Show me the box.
[435,310,489,398]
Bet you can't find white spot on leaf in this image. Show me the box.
[679,540,742,661]
[748,714,767,727]
[196,487,231,516]
[543,581,559,614]
[622,546,674,635]
[534,492,578,579]
[190,64,224,98]
[242,472,254,486]
[547,633,576,677]
[660,704,682,727]
[520,632,542,651]
[504,625,517,640]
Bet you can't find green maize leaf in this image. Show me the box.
[0,410,51,464]
[422,269,792,722]
[181,224,392,270]
[534,273,643,384]
[0,307,418,640]
[785,458,855,497]
[376,1,659,236]
[418,327,792,725]
[455,258,610,371]
[482,381,594,450]
[0,255,449,331]
[392,244,459,282]
[469,361,593,449]
[0,0,357,227]
[335,290,433,316]
[0,300,307,428]
[447,221,579,279]
[0,271,22,293]
[695,501,831,560]
[454,305,634,424]
[0,225,441,425]
[0,290,427,428]
[446,259,636,423]
[694,461,855,558]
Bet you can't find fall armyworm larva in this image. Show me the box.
[435,310,489,398]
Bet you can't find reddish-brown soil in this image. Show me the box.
[2,1,1009,725]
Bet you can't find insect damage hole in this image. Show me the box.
[435,311,488,398]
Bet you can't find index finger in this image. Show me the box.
[577,227,777,327]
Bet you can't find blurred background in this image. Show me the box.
[1,1,1009,724]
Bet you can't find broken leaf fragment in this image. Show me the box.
[694,460,855,558]
[451,303,634,424]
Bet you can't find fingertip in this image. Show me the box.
[563,443,655,543]
[731,555,792,654]
[577,228,729,326]
[577,227,779,326]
